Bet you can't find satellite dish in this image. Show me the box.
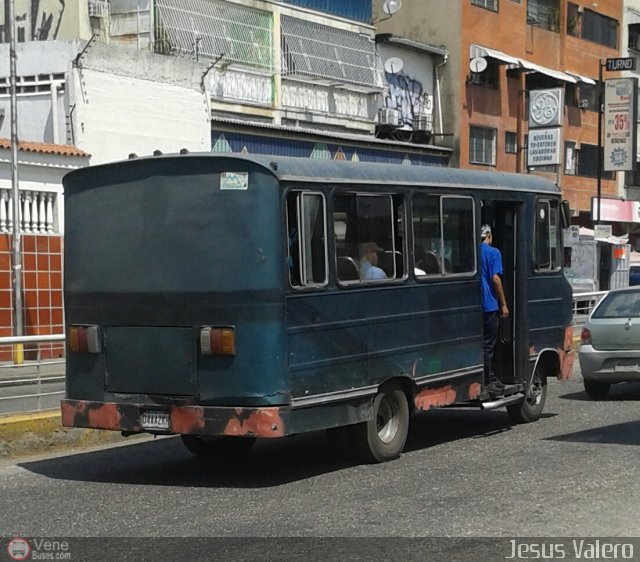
[382,0,402,16]
[384,57,404,74]
[469,56,488,73]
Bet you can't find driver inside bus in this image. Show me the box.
[359,242,387,280]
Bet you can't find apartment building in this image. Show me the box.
[377,0,624,227]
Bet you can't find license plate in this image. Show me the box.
[615,361,637,372]
[140,411,170,431]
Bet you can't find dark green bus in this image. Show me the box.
[61,153,574,463]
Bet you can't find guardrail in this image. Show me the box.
[572,291,608,335]
[0,334,65,415]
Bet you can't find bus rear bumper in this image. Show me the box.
[60,399,288,438]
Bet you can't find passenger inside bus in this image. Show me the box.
[359,242,387,280]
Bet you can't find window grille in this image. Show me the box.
[154,0,274,69]
[469,126,496,165]
[471,0,498,11]
[582,9,618,49]
[527,0,560,31]
[281,16,377,88]
[0,73,65,96]
[505,131,517,154]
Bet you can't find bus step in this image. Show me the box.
[481,392,524,411]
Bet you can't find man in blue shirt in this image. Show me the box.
[359,242,387,280]
[480,225,509,396]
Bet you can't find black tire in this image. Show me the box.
[180,435,256,459]
[583,379,611,400]
[348,388,410,463]
[507,366,547,424]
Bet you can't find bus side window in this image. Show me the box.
[412,194,442,275]
[534,199,560,272]
[413,194,475,276]
[442,197,475,274]
[286,191,328,288]
[334,192,403,282]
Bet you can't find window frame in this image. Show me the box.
[469,126,497,166]
[286,190,329,290]
[471,0,499,12]
[332,191,406,286]
[533,198,561,273]
[412,193,477,280]
[527,0,560,32]
[582,8,618,49]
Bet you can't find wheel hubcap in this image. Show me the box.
[377,394,400,444]
[527,376,543,406]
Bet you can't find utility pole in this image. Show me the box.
[8,0,23,350]
[596,60,604,225]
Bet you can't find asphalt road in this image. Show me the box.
[1,366,640,559]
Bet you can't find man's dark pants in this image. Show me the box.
[483,311,499,384]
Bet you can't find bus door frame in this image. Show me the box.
[481,198,525,385]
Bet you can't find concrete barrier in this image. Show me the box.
[0,410,141,459]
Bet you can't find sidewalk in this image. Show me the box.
[0,409,137,459]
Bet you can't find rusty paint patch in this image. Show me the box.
[468,382,482,400]
[224,408,285,438]
[60,401,76,427]
[170,406,205,434]
[559,348,575,381]
[414,386,457,411]
[87,403,121,430]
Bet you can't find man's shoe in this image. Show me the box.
[485,381,505,396]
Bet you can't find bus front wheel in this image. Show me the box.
[349,388,409,463]
[180,435,256,459]
[507,366,547,424]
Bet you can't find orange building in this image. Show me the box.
[377,0,623,223]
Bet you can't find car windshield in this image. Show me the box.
[592,290,640,318]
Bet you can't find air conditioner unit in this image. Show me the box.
[578,99,589,109]
[414,113,432,133]
[378,108,399,127]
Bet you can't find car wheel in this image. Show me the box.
[348,387,409,463]
[583,379,611,400]
[507,365,547,424]
[180,435,256,459]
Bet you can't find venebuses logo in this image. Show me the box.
[6,537,31,561]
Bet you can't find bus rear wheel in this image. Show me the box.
[507,366,547,424]
[180,435,256,459]
[349,388,409,463]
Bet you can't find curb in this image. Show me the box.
[0,410,139,459]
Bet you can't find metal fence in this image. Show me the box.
[0,334,65,416]
[572,291,608,334]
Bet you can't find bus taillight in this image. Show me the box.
[68,325,101,353]
[200,327,235,356]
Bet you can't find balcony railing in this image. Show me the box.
[89,0,110,18]
[0,189,59,234]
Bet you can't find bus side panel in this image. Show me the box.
[286,281,483,401]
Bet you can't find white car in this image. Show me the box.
[579,287,640,399]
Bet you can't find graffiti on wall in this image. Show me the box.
[1,0,66,42]
[383,70,433,130]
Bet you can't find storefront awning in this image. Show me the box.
[565,71,596,85]
[469,44,577,83]
[517,60,576,83]
[469,44,520,66]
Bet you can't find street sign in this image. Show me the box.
[606,57,637,71]
[603,77,638,172]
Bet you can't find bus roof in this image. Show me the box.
[66,152,561,195]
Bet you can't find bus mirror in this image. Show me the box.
[560,200,571,229]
